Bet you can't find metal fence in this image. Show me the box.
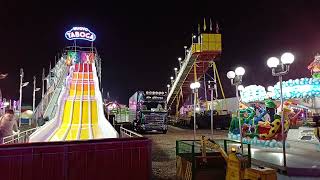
[2,127,38,144]
[120,126,143,138]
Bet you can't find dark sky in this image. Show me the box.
[1,1,320,105]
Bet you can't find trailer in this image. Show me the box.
[129,91,168,133]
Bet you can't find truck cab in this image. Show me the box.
[129,91,168,134]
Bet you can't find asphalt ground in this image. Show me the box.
[145,125,320,180]
[144,125,228,179]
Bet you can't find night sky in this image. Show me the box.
[1,1,320,105]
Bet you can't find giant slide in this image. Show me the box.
[30,60,118,142]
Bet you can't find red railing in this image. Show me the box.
[0,137,151,180]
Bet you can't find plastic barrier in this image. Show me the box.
[0,137,151,180]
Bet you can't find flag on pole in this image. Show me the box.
[210,18,213,31]
[216,21,220,33]
[203,18,206,31]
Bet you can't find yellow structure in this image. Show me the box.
[225,152,250,180]
[199,136,277,180]
[244,167,277,180]
[191,34,222,53]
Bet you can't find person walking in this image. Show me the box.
[0,109,19,143]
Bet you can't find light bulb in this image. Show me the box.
[238,85,244,91]
[281,52,294,65]
[267,57,279,68]
[267,86,274,92]
[227,71,235,79]
[235,67,245,76]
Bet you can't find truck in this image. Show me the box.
[129,91,168,134]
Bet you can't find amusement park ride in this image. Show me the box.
[231,53,320,147]
[0,20,319,179]
[166,22,226,123]
[29,27,118,142]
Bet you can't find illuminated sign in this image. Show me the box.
[145,91,165,95]
[65,27,96,41]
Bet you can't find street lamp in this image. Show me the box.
[190,81,200,141]
[33,76,41,112]
[41,68,45,114]
[174,67,178,78]
[3,101,9,115]
[238,85,244,91]
[266,52,294,168]
[170,76,174,84]
[192,35,197,43]
[178,57,182,68]
[167,84,170,94]
[208,80,217,138]
[19,68,29,127]
[184,46,188,56]
[227,66,245,154]
[267,86,274,92]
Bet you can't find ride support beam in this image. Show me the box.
[213,62,225,99]
[175,89,181,121]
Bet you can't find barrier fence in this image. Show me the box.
[0,137,152,180]
[2,127,37,144]
[120,126,143,138]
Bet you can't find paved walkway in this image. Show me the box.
[244,139,320,177]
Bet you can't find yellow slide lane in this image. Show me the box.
[80,125,90,140]
[91,101,98,124]
[92,125,103,138]
[50,100,73,141]
[65,101,81,140]
[49,63,107,141]
[82,101,89,124]
[80,101,90,140]
[91,100,103,138]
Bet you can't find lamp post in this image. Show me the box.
[227,66,245,154]
[238,85,244,91]
[192,35,196,43]
[3,101,9,114]
[33,76,41,112]
[19,68,29,127]
[238,85,244,101]
[178,57,182,68]
[174,68,178,78]
[41,68,45,114]
[208,80,216,139]
[167,84,170,94]
[190,82,201,141]
[184,46,188,57]
[267,52,294,168]
[170,76,174,85]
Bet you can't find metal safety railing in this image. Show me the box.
[166,45,195,105]
[31,58,69,126]
[2,127,38,144]
[120,126,143,138]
